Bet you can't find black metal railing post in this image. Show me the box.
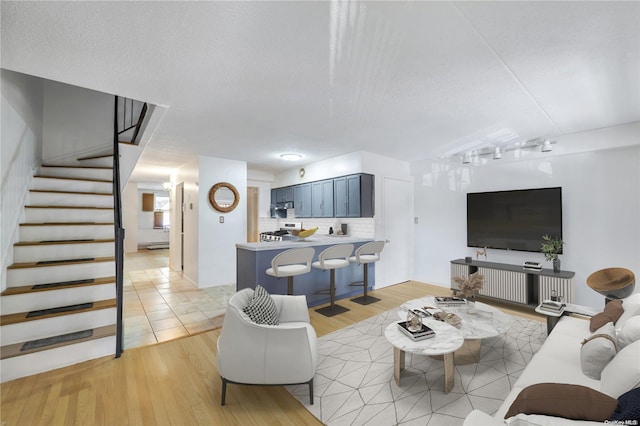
[113,96,125,358]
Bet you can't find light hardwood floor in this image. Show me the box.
[1,281,544,425]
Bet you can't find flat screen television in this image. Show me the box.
[467,187,562,253]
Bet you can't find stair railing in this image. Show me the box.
[113,96,125,358]
[117,97,147,145]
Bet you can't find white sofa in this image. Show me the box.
[464,292,640,425]
[216,288,318,405]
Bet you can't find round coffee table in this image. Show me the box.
[399,296,513,364]
[384,320,463,393]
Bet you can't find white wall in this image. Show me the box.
[272,151,363,187]
[198,156,247,288]
[1,69,44,291]
[42,80,112,163]
[122,182,139,253]
[173,156,247,288]
[175,159,200,284]
[411,124,640,309]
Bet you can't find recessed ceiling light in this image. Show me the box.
[280,153,302,161]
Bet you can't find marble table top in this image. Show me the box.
[399,296,513,340]
[384,320,464,356]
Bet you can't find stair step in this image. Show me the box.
[34,175,112,183]
[1,278,116,316]
[28,190,114,208]
[25,206,114,223]
[6,257,115,287]
[76,154,113,161]
[15,238,114,246]
[1,276,114,295]
[39,165,113,180]
[8,256,113,270]
[32,176,113,193]
[19,222,114,242]
[0,299,116,326]
[0,324,116,360]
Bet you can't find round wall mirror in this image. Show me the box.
[208,182,240,213]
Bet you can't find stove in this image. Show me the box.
[260,222,302,242]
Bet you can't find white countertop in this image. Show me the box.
[236,235,373,251]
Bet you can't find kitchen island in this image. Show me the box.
[236,236,375,307]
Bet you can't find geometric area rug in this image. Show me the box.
[287,308,546,425]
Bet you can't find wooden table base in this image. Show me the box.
[393,347,455,393]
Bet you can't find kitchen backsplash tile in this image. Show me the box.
[258,217,375,238]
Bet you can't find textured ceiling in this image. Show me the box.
[2,1,639,181]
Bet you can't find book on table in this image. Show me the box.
[435,296,466,306]
[540,300,564,313]
[396,321,435,341]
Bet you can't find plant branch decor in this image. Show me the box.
[541,235,564,261]
[454,271,484,299]
[541,235,565,272]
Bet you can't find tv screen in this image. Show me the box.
[467,187,562,253]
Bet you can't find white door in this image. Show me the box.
[380,177,413,287]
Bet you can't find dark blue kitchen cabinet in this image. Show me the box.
[294,183,312,218]
[334,174,374,218]
[311,179,334,218]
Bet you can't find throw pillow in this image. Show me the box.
[617,315,640,349]
[580,322,617,380]
[600,339,640,398]
[504,383,618,421]
[609,387,640,422]
[590,299,624,332]
[242,285,280,325]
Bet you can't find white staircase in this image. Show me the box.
[0,156,119,383]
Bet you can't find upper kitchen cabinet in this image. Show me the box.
[334,174,374,218]
[275,186,294,203]
[294,183,312,218]
[311,179,334,218]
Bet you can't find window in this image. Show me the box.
[154,195,170,229]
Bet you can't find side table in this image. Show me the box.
[384,320,463,393]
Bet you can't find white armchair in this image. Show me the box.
[216,288,318,405]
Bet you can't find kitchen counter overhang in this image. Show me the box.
[236,236,375,307]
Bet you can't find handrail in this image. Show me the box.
[113,96,125,358]
[116,97,147,145]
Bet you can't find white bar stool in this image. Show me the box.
[266,247,315,295]
[349,241,385,305]
[312,244,354,317]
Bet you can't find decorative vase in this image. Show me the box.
[466,295,477,314]
[553,258,561,273]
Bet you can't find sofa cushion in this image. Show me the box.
[609,387,640,422]
[600,338,640,398]
[242,285,280,325]
[504,383,617,421]
[590,299,624,332]
[580,322,617,380]
[617,315,640,349]
[616,292,640,330]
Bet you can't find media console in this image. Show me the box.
[450,259,575,307]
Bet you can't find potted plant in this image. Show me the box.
[541,235,565,273]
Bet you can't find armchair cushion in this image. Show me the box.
[242,285,279,325]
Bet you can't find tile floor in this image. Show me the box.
[123,249,235,349]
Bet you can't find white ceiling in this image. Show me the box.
[2,1,639,181]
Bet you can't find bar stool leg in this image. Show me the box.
[315,269,349,317]
[287,276,294,296]
[351,263,381,305]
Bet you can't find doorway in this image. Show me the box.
[247,186,259,243]
[380,176,414,287]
